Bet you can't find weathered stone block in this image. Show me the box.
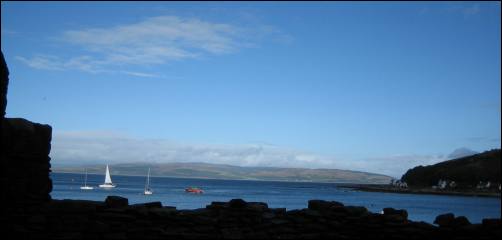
[383,208,408,222]
[246,202,268,212]
[434,213,455,227]
[131,201,162,209]
[2,118,52,156]
[453,216,471,227]
[105,196,129,208]
[308,200,344,211]
[228,199,247,209]
[345,206,368,217]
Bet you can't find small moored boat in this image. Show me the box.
[144,168,153,195]
[185,186,203,194]
[80,168,93,190]
[99,165,116,188]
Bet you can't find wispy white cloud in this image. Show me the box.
[120,71,161,78]
[16,55,160,77]
[16,55,65,71]
[51,130,449,178]
[17,15,283,77]
[62,16,241,56]
[63,55,103,73]
[16,55,107,73]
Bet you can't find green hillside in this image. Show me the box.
[401,149,501,188]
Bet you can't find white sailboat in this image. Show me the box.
[80,168,94,190]
[144,168,153,195]
[99,165,116,188]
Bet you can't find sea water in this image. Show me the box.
[51,172,501,224]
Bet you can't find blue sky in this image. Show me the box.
[1,2,500,177]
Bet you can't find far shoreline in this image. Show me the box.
[51,171,502,198]
[341,183,501,198]
[50,171,389,185]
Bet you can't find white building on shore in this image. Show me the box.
[389,179,408,189]
[432,179,456,190]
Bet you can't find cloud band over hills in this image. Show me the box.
[51,131,448,178]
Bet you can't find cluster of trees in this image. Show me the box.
[401,149,500,190]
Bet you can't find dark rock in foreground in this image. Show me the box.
[105,196,129,208]
[2,117,52,207]
[434,213,474,228]
[4,198,501,239]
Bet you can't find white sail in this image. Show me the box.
[104,165,113,184]
[99,164,115,188]
[144,168,153,195]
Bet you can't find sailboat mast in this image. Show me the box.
[84,169,88,186]
[145,168,150,190]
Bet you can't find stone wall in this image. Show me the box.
[2,118,53,207]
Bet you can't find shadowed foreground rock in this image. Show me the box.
[1,118,52,206]
[4,198,500,239]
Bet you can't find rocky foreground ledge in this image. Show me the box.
[4,197,500,239]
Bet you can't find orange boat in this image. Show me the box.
[185,186,204,194]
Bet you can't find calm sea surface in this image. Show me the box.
[51,172,501,224]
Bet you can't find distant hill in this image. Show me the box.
[401,149,501,188]
[52,162,392,184]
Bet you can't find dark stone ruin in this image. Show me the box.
[0,52,500,239]
[2,118,52,204]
